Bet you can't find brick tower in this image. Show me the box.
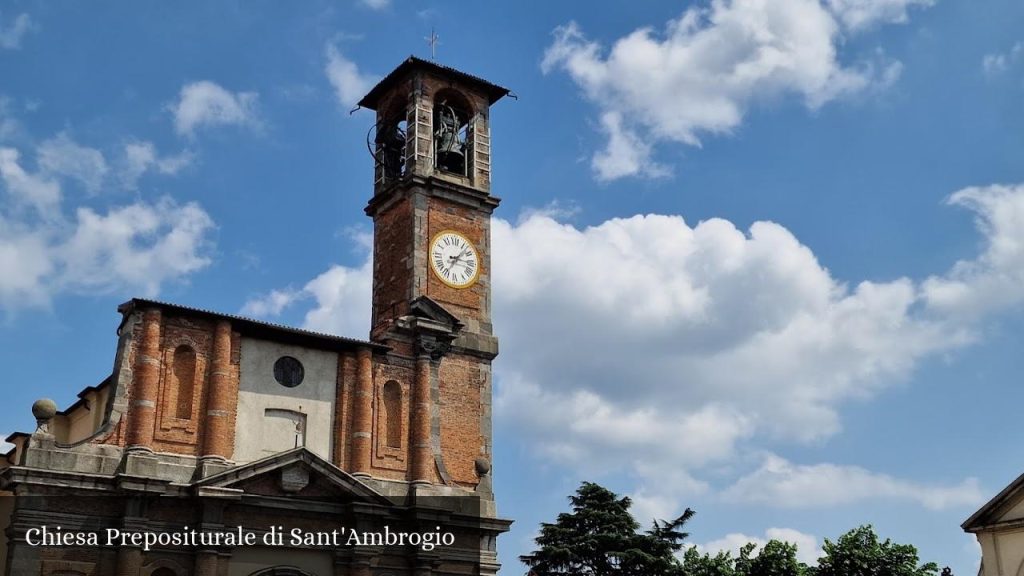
[358,57,508,490]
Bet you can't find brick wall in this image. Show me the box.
[438,353,485,486]
[371,197,414,339]
[426,196,489,329]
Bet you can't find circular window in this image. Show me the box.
[273,356,304,388]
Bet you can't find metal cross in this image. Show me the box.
[425,28,440,60]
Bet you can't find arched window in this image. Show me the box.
[433,89,473,176]
[383,380,402,449]
[151,568,178,576]
[172,345,196,419]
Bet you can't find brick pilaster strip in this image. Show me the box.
[202,320,234,459]
[126,308,161,451]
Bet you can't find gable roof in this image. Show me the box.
[357,56,511,111]
[963,470,1024,531]
[119,298,388,352]
[195,447,393,506]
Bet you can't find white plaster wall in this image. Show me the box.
[1004,499,1024,523]
[979,533,997,576]
[234,338,337,464]
[978,529,1024,576]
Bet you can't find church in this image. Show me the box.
[0,57,512,576]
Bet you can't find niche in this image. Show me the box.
[171,345,196,419]
[383,380,402,449]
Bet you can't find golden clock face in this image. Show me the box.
[430,230,480,289]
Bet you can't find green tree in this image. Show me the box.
[520,481,694,576]
[681,540,807,576]
[739,540,808,576]
[815,525,939,576]
[681,547,737,576]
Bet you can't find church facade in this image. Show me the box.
[0,57,512,576]
[964,472,1024,576]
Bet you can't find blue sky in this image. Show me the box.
[2,1,1023,574]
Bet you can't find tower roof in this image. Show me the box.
[357,56,511,111]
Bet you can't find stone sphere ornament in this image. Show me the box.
[32,398,58,433]
[31,398,57,421]
[474,457,491,476]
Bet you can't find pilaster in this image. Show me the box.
[349,347,374,476]
[126,308,162,452]
[201,320,235,464]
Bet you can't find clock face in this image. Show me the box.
[430,230,480,288]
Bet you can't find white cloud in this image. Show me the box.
[593,111,670,181]
[491,212,962,443]
[694,527,822,565]
[171,81,259,137]
[59,199,214,297]
[630,464,711,526]
[922,184,1024,319]
[723,454,985,510]
[242,183,1024,516]
[0,198,214,310]
[0,147,61,216]
[4,131,191,205]
[37,133,109,193]
[825,0,934,32]
[0,215,55,308]
[517,199,581,223]
[0,12,32,50]
[119,140,192,189]
[542,0,920,180]
[497,379,753,469]
[982,42,1023,76]
[241,288,302,318]
[325,44,376,109]
[0,142,215,311]
[241,259,372,339]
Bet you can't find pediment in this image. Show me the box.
[409,296,463,332]
[963,471,1024,531]
[195,448,392,505]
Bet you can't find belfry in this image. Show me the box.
[0,57,513,576]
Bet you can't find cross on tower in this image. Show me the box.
[425,28,440,60]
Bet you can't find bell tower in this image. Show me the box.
[359,57,510,357]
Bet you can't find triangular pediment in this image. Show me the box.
[963,471,1024,531]
[409,296,463,332]
[195,448,392,505]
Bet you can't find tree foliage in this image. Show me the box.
[814,525,939,576]
[522,483,946,576]
[681,540,808,576]
[520,481,694,576]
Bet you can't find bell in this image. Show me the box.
[379,124,405,178]
[434,106,465,174]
